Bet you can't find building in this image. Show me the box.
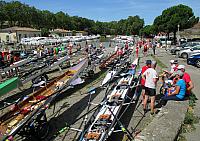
[51,29,72,37]
[75,31,88,36]
[0,26,41,43]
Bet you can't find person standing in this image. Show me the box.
[125,41,129,50]
[143,42,148,57]
[141,60,152,105]
[115,44,118,52]
[152,42,156,55]
[136,46,139,58]
[142,61,158,115]
[0,52,5,68]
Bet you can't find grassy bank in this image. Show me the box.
[151,54,168,69]
[178,93,199,141]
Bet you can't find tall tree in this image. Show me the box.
[140,25,156,37]
[153,4,199,41]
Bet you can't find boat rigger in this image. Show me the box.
[0,58,88,141]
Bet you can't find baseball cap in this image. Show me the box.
[173,60,178,64]
[174,70,184,77]
[146,60,152,65]
[177,65,185,69]
[170,60,174,63]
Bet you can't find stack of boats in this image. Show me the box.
[79,58,138,141]
[0,58,88,140]
[99,53,118,69]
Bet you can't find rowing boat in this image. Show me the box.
[0,58,88,140]
[79,58,138,141]
[99,53,118,69]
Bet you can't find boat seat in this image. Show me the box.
[99,114,111,120]
[32,80,47,92]
[85,132,100,140]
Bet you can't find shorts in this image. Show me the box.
[141,85,145,89]
[145,87,156,97]
[141,85,146,94]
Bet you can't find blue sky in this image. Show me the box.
[6,0,200,25]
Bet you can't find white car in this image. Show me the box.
[179,45,200,59]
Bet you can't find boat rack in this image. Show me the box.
[0,59,89,141]
[76,58,139,141]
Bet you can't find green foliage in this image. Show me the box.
[184,111,199,125]
[151,55,168,68]
[153,4,199,37]
[41,28,50,37]
[0,1,144,35]
[72,30,76,36]
[140,25,156,37]
[178,92,199,140]
[189,92,198,107]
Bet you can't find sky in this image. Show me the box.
[5,0,200,25]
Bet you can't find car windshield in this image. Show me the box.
[192,46,200,50]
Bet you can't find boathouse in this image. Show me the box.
[0,26,41,43]
[51,29,72,37]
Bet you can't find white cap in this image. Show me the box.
[177,65,185,69]
[170,60,174,63]
[174,70,184,77]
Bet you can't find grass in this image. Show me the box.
[177,93,200,141]
[151,54,168,69]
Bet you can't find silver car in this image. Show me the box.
[179,45,200,59]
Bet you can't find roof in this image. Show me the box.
[0,26,41,32]
[51,29,71,33]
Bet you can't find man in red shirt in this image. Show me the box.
[143,43,148,57]
[117,48,123,57]
[141,60,152,104]
[173,60,179,72]
[125,42,129,50]
[177,65,194,96]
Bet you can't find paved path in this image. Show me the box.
[154,48,200,141]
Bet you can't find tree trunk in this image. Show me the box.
[173,31,176,45]
[167,33,169,39]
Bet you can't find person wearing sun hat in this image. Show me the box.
[177,65,194,96]
[161,70,186,103]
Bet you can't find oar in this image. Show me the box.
[107,107,134,141]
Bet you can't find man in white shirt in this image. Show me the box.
[142,61,158,115]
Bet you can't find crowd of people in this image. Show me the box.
[135,39,160,57]
[141,59,194,116]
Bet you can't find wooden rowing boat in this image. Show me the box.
[99,53,118,69]
[0,58,88,140]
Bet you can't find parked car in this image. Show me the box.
[170,42,200,55]
[187,53,200,68]
[179,45,200,59]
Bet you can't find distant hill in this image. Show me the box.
[180,22,200,39]
[193,22,200,29]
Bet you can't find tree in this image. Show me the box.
[140,25,156,37]
[0,0,145,35]
[153,4,199,41]
[0,1,7,28]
